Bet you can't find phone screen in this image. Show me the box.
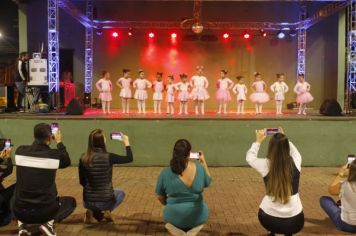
[265,128,280,136]
[4,139,11,149]
[110,132,123,140]
[51,123,59,135]
[189,152,200,159]
[347,154,356,166]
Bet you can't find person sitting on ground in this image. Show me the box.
[12,123,76,236]
[155,139,212,236]
[0,146,15,227]
[246,128,304,236]
[319,160,356,233]
[79,129,133,223]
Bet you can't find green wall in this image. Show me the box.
[0,118,355,167]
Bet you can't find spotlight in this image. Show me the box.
[289,29,297,38]
[148,32,155,38]
[223,33,229,39]
[112,32,119,38]
[0,32,2,38]
[96,29,103,36]
[277,31,286,39]
[128,28,133,36]
[171,33,177,39]
[243,32,251,39]
[260,29,267,37]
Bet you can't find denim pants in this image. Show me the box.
[15,81,25,109]
[84,189,125,212]
[320,196,356,233]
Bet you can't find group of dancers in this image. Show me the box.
[95,66,314,115]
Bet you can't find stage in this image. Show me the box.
[0,108,354,167]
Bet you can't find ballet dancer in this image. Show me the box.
[250,72,270,114]
[95,70,113,114]
[215,69,234,114]
[153,72,164,114]
[270,73,289,115]
[232,76,248,114]
[190,65,209,115]
[133,69,152,114]
[116,69,132,114]
[294,74,314,115]
[176,73,190,115]
[166,75,176,115]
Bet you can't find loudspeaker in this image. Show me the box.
[66,98,84,115]
[320,99,342,116]
[287,102,297,110]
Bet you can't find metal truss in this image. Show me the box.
[297,6,307,77]
[346,0,356,111]
[84,0,93,93]
[48,0,59,93]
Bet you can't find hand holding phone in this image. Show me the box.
[189,152,201,160]
[265,128,281,136]
[51,123,59,135]
[347,154,356,168]
[4,139,12,150]
[110,132,123,141]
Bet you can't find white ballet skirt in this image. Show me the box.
[250,81,270,104]
[118,77,132,98]
[96,79,112,102]
[176,82,190,102]
[190,75,210,100]
[215,78,233,101]
[270,81,289,101]
[166,84,176,103]
[133,78,152,100]
[153,81,164,101]
[233,84,247,101]
[294,82,314,104]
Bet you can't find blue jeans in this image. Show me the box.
[320,196,356,233]
[15,81,25,109]
[84,189,125,212]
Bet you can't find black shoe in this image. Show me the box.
[39,223,56,236]
[18,223,31,236]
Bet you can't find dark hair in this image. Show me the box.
[298,74,305,77]
[20,52,28,58]
[138,69,144,74]
[170,139,191,175]
[34,123,52,144]
[277,73,285,78]
[221,69,228,74]
[156,72,163,76]
[348,159,356,182]
[102,70,109,77]
[236,76,244,81]
[180,73,187,79]
[168,75,174,80]
[254,72,261,77]
[81,129,107,167]
[123,69,130,74]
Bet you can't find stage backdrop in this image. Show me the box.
[25,0,339,111]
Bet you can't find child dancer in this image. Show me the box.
[270,73,289,115]
[166,75,176,115]
[176,73,190,115]
[232,76,248,114]
[153,72,164,114]
[116,69,132,114]
[133,69,152,114]
[95,70,112,114]
[250,72,270,114]
[215,69,234,114]
[190,65,209,115]
[294,74,314,115]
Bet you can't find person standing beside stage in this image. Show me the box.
[190,66,210,115]
[116,69,132,114]
[155,139,212,235]
[13,123,76,236]
[270,73,289,115]
[79,129,133,224]
[133,69,152,114]
[15,52,29,112]
[246,128,304,236]
[96,71,113,115]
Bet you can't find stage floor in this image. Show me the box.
[0,108,355,120]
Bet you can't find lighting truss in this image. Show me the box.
[297,6,307,78]
[48,0,59,93]
[347,0,356,110]
[84,0,93,93]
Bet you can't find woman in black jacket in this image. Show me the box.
[79,129,133,223]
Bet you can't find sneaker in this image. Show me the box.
[18,224,31,236]
[39,223,56,236]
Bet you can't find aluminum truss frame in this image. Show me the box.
[346,0,356,111]
[48,0,59,93]
[297,6,307,78]
[84,0,93,94]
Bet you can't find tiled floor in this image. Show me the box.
[0,167,353,235]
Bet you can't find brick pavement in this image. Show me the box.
[0,167,353,236]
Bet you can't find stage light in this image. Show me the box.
[243,32,251,39]
[171,33,177,39]
[0,32,2,38]
[277,31,286,39]
[289,29,297,38]
[260,29,267,37]
[128,28,133,36]
[96,29,103,36]
[148,32,155,38]
[112,32,119,38]
[223,33,229,39]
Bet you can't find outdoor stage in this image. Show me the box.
[0,108,355,167]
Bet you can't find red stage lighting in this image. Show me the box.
[128,32,132,36]
[171,33,177,39]
[260,29,267,37]
[243,32,251,39]
[148,32,155,38]
[112,32,119,38]
[223,33,229,39]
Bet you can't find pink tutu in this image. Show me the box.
[296,92,314,104]
[178,91,190,102]
[134,89,148,100]
[99,91,112,102]
[166,94,175,103]
[250,92,270,104]
[191,88,210,101]
[215,89,231,101]
[120,88,132,98]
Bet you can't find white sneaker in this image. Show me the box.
[39,223,56,236]
[18,224,31,236]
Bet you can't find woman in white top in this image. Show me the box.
[320,160,356,233]
[246,128,304,236]
[133,70,152,114]
[270,73,289,115]
[96,71,113,114]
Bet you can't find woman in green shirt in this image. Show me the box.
[155,139,212,233]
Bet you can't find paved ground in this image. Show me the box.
[0,167,353,236]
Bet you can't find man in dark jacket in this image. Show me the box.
[13,123,76,236]
[15,52,29,112]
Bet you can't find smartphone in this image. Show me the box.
[110,132,123,141]
[265,128,281,136]
[189,152,201,160]
[4,139,11,150]
[347,154,356,168]
[51,123,59,135]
